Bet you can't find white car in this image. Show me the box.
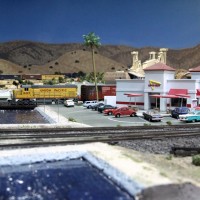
[179,110,200,122]
[64,99,75,107]
[83,100,97,109]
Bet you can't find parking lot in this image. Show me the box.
[48,104,184,127]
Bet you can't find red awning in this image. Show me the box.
[150,94,178,98]
[175,94,190,98]
[168,89,188,95]
[124,93,144,97]
[197,89,200,98]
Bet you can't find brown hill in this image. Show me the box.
[0,59,29,74]
[0,41,200,74]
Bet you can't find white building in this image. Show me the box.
[116,63,200,112]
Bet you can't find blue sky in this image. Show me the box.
[0,0,200,49]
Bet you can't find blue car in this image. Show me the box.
[171,107,190,119]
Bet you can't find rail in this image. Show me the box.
[0,124,200,149]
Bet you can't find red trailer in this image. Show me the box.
[80,84,116,101]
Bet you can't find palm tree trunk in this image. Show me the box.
[92,48,99,101]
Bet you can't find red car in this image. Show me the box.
[103,108,117,115]
[113,106,137,118]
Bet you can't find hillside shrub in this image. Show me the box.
[192,154,200,166]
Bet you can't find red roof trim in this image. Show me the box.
[144,63,175,71]
[189,66,200,72]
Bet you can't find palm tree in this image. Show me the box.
[83,32,101,101]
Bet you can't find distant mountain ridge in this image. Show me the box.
[0,41,200,74]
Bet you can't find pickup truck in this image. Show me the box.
[83,100,97,109]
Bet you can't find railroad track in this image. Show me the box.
[0,124,200,149]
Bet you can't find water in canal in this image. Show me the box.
[0,109,49,124]
[0,159,134,200]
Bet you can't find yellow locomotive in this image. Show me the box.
[12,84,77,105]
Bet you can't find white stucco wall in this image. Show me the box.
[116,70,200,112]
[116,79,144,108]
[167,79,200,108]
[191,72,200,80]
[144,70,175,111]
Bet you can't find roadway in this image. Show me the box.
[48,105,183,127]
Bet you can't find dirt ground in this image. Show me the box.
[113,146,200,200]
[137,182,200,200]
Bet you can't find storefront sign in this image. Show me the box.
[148,80,161,90]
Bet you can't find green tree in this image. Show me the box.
[58,76,65,83]
[96,72,104,83]
[13,80,19,88]
[83,32,101,101]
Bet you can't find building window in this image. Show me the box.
[171,98,186,107]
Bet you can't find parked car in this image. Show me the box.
[143,110,163,122]
[98,105,117,113]
[91,102,104,110]
[64,99,75,107]
[103,107,117,115]
[194,107,200,110]
[113,106,137,118]
[171,107,190,119]
[83,100,97,109]
[179,110,200,122]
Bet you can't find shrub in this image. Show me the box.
[75,60,79,63]
[192,154,200,166]
[166,121,172,125]
[144,123,151,126]
[166,154,172,160]
[68,117,76,122]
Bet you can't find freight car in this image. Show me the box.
[80,84,116,102]
[41,74,65,80]
[0,75,21,80]
[21,74,42,80]
[0,84,77,105]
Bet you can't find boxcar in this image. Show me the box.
[0,75,21,80]
[42,74,65,80]
[80,84,116,101]
[22,74,42,80]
